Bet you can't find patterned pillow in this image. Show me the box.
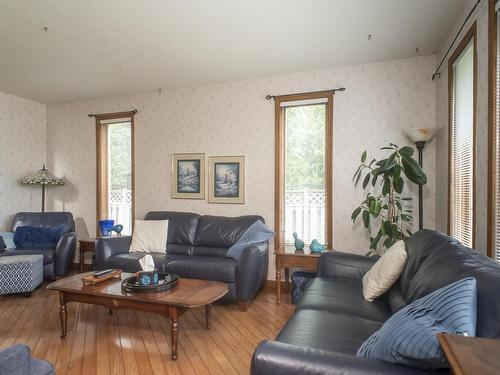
[14,226,65,248]
[357,277,477,369]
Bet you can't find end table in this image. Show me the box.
[78,238,96,273]
[274,246,322,304]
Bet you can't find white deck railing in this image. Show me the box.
[108,189,325,242]
[284,189,325,244]
[109,189,132,235]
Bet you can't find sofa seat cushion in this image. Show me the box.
[277,309,382,355]
[298,277,391,323]
[165,256,237,283]
[107,252,178,272]
[3,248,55,265]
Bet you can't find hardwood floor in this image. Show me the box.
[0,281,294,375]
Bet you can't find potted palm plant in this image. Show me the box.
[351,143,427,255]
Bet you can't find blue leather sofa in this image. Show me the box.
[0,212,77,279]
[251,230,500,374]
[96,211,269,310]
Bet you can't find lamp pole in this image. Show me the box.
[415,141,425,230]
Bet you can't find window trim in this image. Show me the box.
[488,0,498,258]
[94,110,136,236]
[274,90,333,249]
[447,22,477,247]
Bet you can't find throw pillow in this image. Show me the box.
[362,240,407,301]
[13,226,65,248]
[357,277,477,369]
[129,219,169,253]
[0,232,16,249]
[226,220,275,260]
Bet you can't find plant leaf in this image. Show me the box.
[382,178,390,195]
[399,146,414,157]
[393,177,404,194]
[361,151,367,163]
[351,207,362,222]
[362,173,371,189]
[362,210,370,229]
[401,155,427,185]
[355,170,362,187]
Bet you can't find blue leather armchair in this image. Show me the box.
[0,344,54,375]
[1,212,77,279]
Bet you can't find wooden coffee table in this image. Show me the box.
[47,272,228,360]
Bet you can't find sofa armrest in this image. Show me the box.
[251,341,428,375]
[316,250,377,280]
[54,232,77,276]
[95,236,132,270]
[0,344,31,375]
[236,242,269,303]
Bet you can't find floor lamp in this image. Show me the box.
[403,128,436,230]
[22,164,65,212]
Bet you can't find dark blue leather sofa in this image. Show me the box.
[95,211,269,310]
[251,230,500,374]
[0,212,77,279]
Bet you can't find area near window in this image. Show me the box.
[448,23,476,248]
[95,111,135,235]
[274,91,333,248]
[488,0,500,262]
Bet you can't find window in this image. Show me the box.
[448,23,476,248]
[275,92,333,248]
[95,111,135,235]
[489,0,500,261]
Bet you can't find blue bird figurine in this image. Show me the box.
[293,232,305,250]
[310,239,326,253]
[111,224,124,236]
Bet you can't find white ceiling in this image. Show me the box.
[0,0,466,104]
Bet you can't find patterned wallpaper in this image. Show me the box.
[46,55,437,278]
[0,92,47,230]
[435,0,488,254]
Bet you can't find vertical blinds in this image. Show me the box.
[450,41,474,248]
[494,10,500,262]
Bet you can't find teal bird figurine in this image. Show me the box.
[310,239,326,253]
[293,232,305,250]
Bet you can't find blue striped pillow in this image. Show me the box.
[357,277,477,369]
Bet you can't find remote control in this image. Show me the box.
[94,269,114,277]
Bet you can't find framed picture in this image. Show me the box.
[171,153,205,199]
[208,156,245,204]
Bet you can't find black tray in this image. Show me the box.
[121,273,179,293]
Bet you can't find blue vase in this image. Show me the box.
[98,220,115,237]
[293,232,305,250]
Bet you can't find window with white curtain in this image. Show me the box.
[449,25,475,248]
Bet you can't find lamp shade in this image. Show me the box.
[404,128,437,143]
[22,165,64,185]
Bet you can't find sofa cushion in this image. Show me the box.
[165,244,193,256]
[4,248,55,265]
[194,215,264,248]
[107,252,179,272]
[192,246,228,257]
[14,226,65,248]
[277,309,382,355]
[401,230,500,338]
[298,277,391,323]
[357,277,477,369]
[145,211,200,245]
[165,256,237,283]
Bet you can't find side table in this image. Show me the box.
[78,238,96,273]
[274,246,322,304]
[438,332,500,375]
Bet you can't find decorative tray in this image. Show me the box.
[82,269,122,285]
[121,273,179,293]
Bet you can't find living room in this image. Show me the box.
[1,0,499,374]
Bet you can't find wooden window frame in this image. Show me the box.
[488,0,498,258]
[95,111,136,235]
[274,91,333,249]
[447,22,477,247]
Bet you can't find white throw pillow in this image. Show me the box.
[362,240,407,302]
[129,220,169,253]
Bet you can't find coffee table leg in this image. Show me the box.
[59,293,67,338]
[170,318,179,360]
[205,304,211,329]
